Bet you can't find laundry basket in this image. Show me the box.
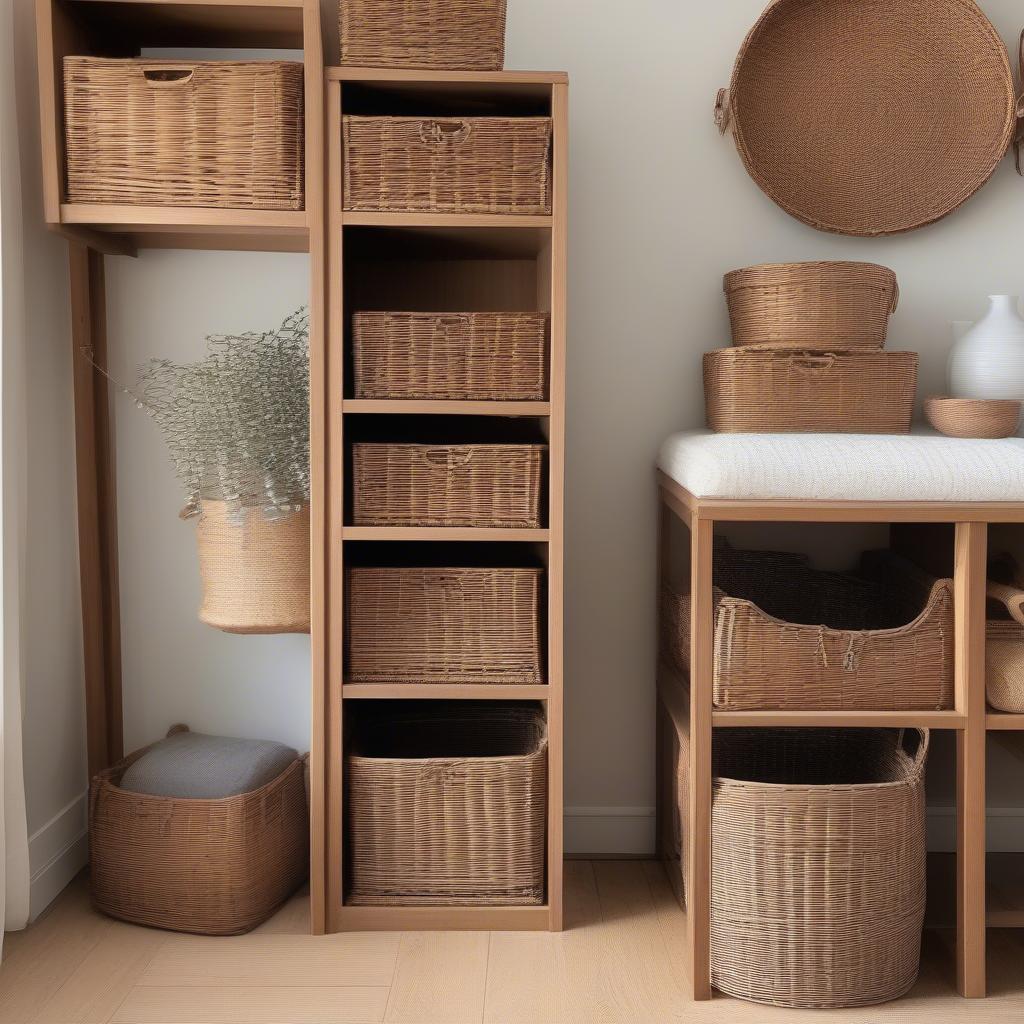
[672,725,928,1008]
[986,580,1024,712]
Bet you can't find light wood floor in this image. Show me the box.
[2,861,1024,1023]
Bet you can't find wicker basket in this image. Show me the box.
[193,501,310,634]
[704,346,917,433]
[339,0,506,70]
[986,581,1024,713]
[723,262,898,349]
[346,703,546,905]
[347,567,543,684]
[90,732,309,935]
[925,396,1022,439]
[671,724,928,1007]
[343,116,551,214]
[715,0,1016,235]
[352,443,544,527]
[353,312,548,401]
[663,546,954,711]
[63,59,304,209]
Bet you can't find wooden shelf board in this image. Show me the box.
[713,709,967,729]
[329,67,568,85]
[342,683,549,700]
[987,710,1024,730]
[342,526,549,542]
[342,399,550,417]
[341,212,551,229]
[336,903,551,932]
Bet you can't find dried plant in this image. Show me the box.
[138,309,309,521]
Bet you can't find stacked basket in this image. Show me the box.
[706,261,918,433]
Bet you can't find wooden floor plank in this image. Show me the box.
[252,888,311,936]
[483,932,557,1024]
[139,935,399,989]
[110,986,388,1024]
[384,932,488,1024]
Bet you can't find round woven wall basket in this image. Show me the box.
[716,0,1019,236]
[193,500,310,635]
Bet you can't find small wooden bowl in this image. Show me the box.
[925,396,1021,439]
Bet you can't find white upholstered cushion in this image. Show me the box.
[657,431,1024,502]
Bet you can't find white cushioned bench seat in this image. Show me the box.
[658,431,1024,503]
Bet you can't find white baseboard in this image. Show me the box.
[28,791,88,921]
[566,806,1024,857]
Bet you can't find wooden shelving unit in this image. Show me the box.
[320,66,567,933]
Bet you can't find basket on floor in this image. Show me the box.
[671,724,928,1008]
[986,580,1024,712]
[89,740,309,935]
[723,262,898,349]
[352,312,548,401]
[346,702,547,905]
[352,443,544,527]
[662,545,953,711]
[704,346,917,433]
[339,0,506,70]
[63,58,304,209]
[347,567,543,684]
[343,116,552,214]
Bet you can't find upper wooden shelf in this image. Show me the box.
[343,400,550,417]
[329,67,567,85]
[341,212,552,229]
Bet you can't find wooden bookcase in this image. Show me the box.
[319,67,568,933]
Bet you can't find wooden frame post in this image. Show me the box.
[954,520,987,997]
[68,243,122,777]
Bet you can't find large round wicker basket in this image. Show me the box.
[716,0,1017,236]
[193,500,310,634]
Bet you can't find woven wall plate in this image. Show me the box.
[716,0,1019,236]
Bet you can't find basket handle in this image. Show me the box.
[433,314,471,346]
[889,279,900,314]
[787,352,837,373]
[987,580,1024,627]
[714,88,731,134]
[422,447,473,471]
[418,119,472,145]
[141,66,196,88]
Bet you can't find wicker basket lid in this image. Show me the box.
[716,0,1019,236]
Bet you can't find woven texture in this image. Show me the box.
[925,396,1022,439]
[986,581,1024,712]
[671,724,927,1008]
[343,116,551,214]
[90,732,309,935]
[663,546,954,711]
[353,312,548,400]
[64,58,304,209]
[194,501,310,635]
[346,703,546,905]
[347,567,543,684]
[704,347,917,433]
[723,262,898,349]
[718,0,1016,236]
[339,0,506,69]
[352,443,544,527]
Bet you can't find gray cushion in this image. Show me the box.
[119,730,298,799]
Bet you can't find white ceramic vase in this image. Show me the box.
[948,296,1024,400]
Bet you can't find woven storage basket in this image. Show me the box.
[343,116,551,214]
[90,732,309,935]
[63,58,304,209]
[704,346,917,433]
[715,0,1017,235]
[193,501,310,634]
[352,443,544,528]
[347,567,543,684]
[339,0,506,70]
[352,312,548,401]
[924,396,1022,439]
[723,262,898,349]
[670,724,927,1008]
[346,703,547,905]
[986,581,1024,713]
[663,546,954,711]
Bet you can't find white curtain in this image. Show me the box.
[0,0,34,946]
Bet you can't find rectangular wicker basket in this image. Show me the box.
[704,346,918,433]
[89,742,309,935]
[669,723,927,1009]
[663,546,954,711]
[352,443,545,527]
[63,58,304,209]
[347,567,543,684]
[339,0,506,70]
[346,702,547,905]
[352,312,548,401]
[343,116,552,214]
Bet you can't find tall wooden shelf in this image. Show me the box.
[321,66,567,933]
